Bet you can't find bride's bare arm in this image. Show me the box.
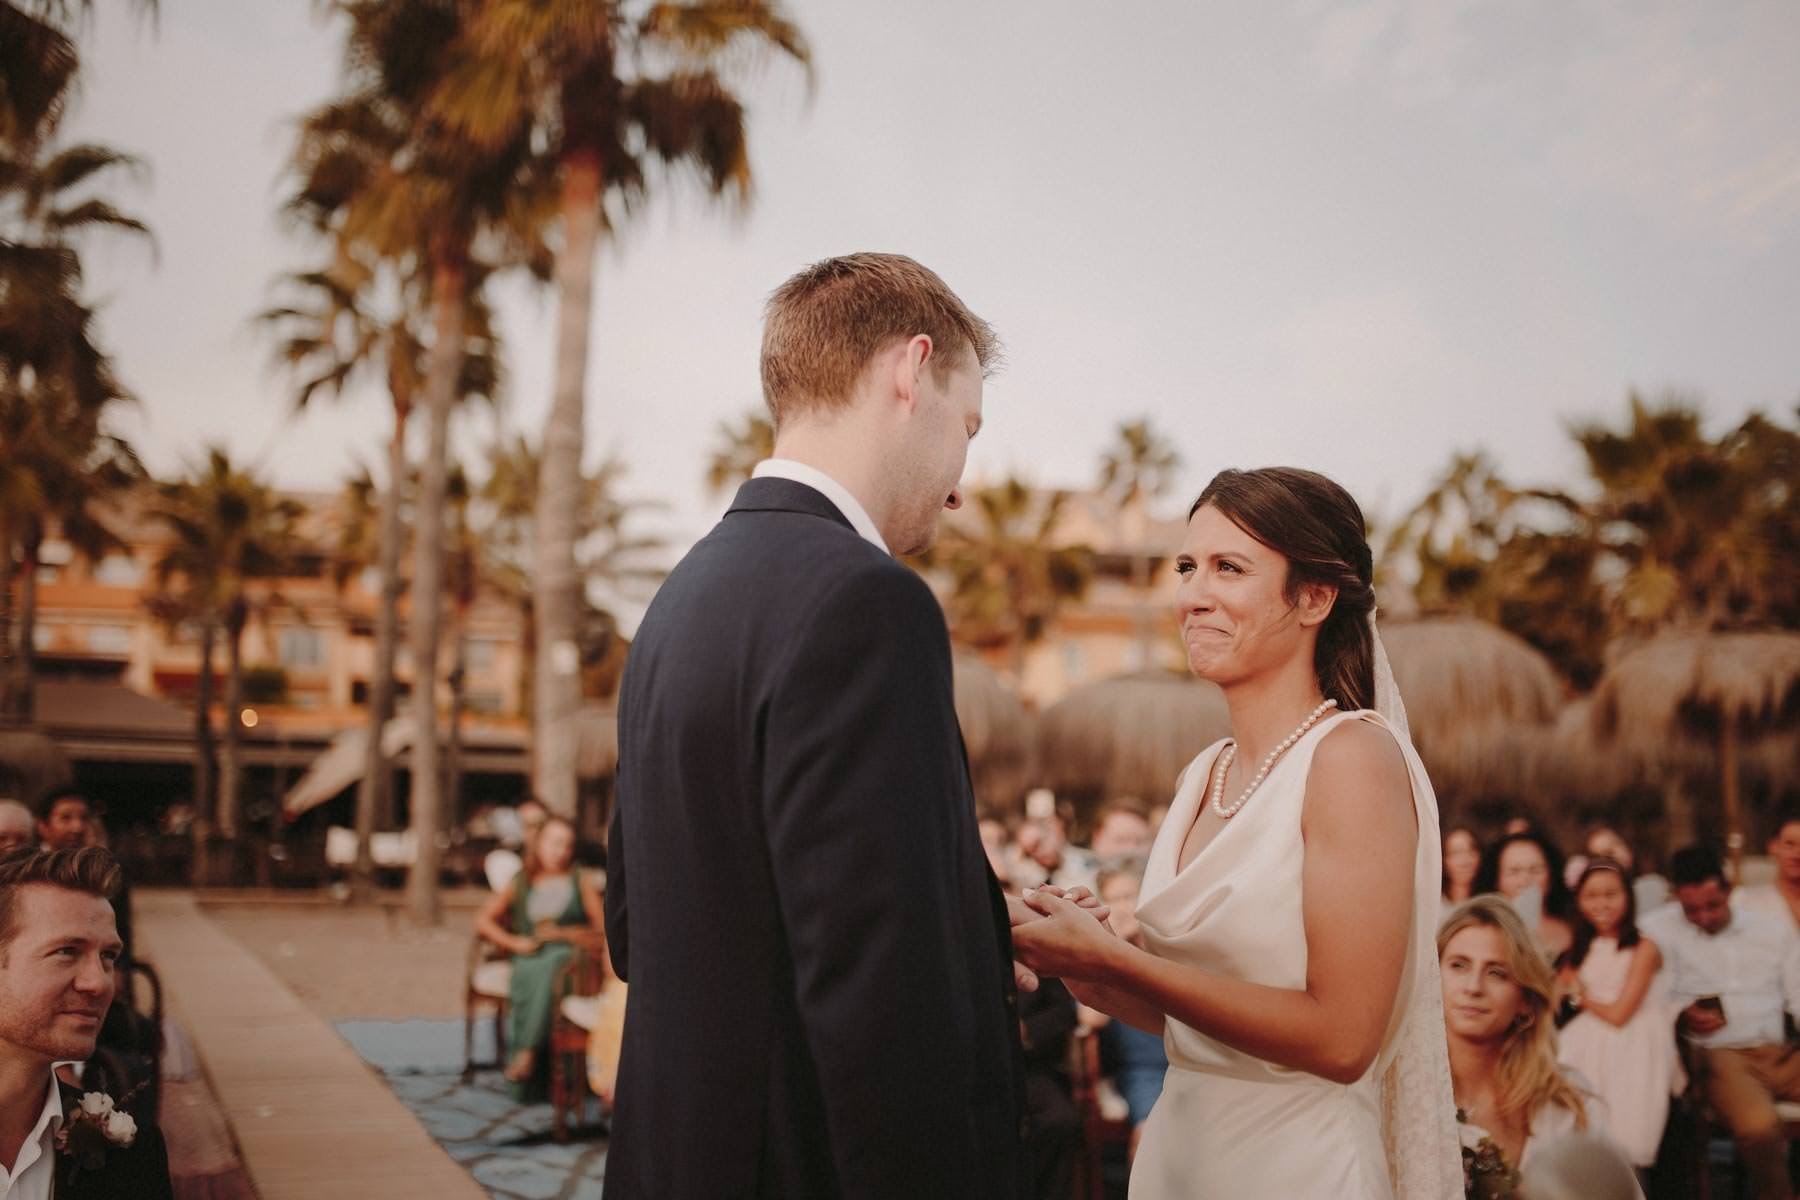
[1015,721,1415,1083]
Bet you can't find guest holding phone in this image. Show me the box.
[1643,846,1800,1200]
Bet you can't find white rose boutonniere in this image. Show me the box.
[56,1086,142,1180]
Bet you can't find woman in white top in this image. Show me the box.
[1013,467,1459,1199]
[1440,896,1637,1194]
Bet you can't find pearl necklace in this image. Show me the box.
[1210,698,1339,819]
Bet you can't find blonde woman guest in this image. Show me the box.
[1555,859,1678,1169]
[1441,896,1633,1191]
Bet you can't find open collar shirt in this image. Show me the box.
[1644,904,1800,1049]
[0,1072,62,1200]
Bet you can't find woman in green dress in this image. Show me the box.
[474,815,603,1098]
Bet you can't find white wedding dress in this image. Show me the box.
[1130,709,1462,1199]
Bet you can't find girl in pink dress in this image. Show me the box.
[1555,859,1678,1169]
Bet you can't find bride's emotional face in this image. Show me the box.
[1439,924,1527,1044]
[1173,504,1320,686]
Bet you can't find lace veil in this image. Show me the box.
[1369,611,1465,1200]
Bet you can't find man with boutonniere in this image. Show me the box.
[0,847,172,1199]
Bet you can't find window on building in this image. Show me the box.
[92,554,143,586]
[279,626,326,670]
[32,624,54,651]
[87,625,131,655]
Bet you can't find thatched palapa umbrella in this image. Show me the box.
[1036,670,1230,816]
[953,654,1032,813]
[1590,631,1800,874]
[0,729,73,807]
[1378,617,1565,826]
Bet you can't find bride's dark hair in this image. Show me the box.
[1189,467,1376,711]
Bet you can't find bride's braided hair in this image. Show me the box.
[1189,467,1376,712]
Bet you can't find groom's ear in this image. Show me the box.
[1295,581,1338,627]
[888,334,934,415]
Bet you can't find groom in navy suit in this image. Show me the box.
[605,253,1025,1199]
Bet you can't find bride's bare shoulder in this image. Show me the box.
[1305,718,1412,815]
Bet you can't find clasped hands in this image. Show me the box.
[1007,884,1120,992]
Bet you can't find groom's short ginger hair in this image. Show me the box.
[0,846,120,951]
[760,252,1002,429]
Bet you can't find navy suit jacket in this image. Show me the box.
[604,477,1024,1199]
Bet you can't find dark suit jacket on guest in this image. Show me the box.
[604,477,1025,1200]
[53,1080,174,1200]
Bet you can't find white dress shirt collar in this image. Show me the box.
[751,459,890,554]
[0,1072,63,1200]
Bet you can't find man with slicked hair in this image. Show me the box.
[605,253,1024,1198]
[0,847,173,1199]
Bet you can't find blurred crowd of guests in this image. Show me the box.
[1440,814,1800,1199]
[980,791,1172,1198]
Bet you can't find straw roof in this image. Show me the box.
[1379,617,1565,809]
[1036,670,1231,811]
[1590,631,1800,747]
[0,730,74,805]
[953,654,1033,812]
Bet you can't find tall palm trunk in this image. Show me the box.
[6,539,40,723]
[405,252,466,925]
[218,599,248,841]
[193,621,217,827]
[446,623,467,834]
[352,402,409,902]
[532,150,602,819]
[0,520,16,725]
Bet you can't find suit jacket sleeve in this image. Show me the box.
[761,564,988,1196]
[604,768,629,983]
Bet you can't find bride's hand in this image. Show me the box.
[1011,888,1123,982]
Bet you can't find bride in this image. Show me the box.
[1012,467,1461,1199]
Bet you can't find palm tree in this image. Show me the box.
[424,0,810,818]
[1,107,150,721]
[476,434,667,723]
[1097,417,1181,666]
[290,0,551,922]
[705,409,774,494]
[148,448,303,846]
[926,477,1093,680]
[260,249,501,899]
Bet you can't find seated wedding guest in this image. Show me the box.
[1088,801,1152,862]
[1019,975,1080,1200]
[0,847,173,1199]
[483,797,550,894]
[1010,791,1097,891]
[1642,845,1800,1200]
[1475,830,1575,960]
[36,788,131,968]
[1735,811,1800,932]
[1443,827,1482,911]
[0,802,34,858]
[1086,858,1166,1157]
[473,815,603,1099]
[1582,826,1670,916]
[1441,896,1605,1182]
[1555,859,1677,1175]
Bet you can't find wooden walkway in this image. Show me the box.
[135,891,488,1200]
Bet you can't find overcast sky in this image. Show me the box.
[65,0,1800,565]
